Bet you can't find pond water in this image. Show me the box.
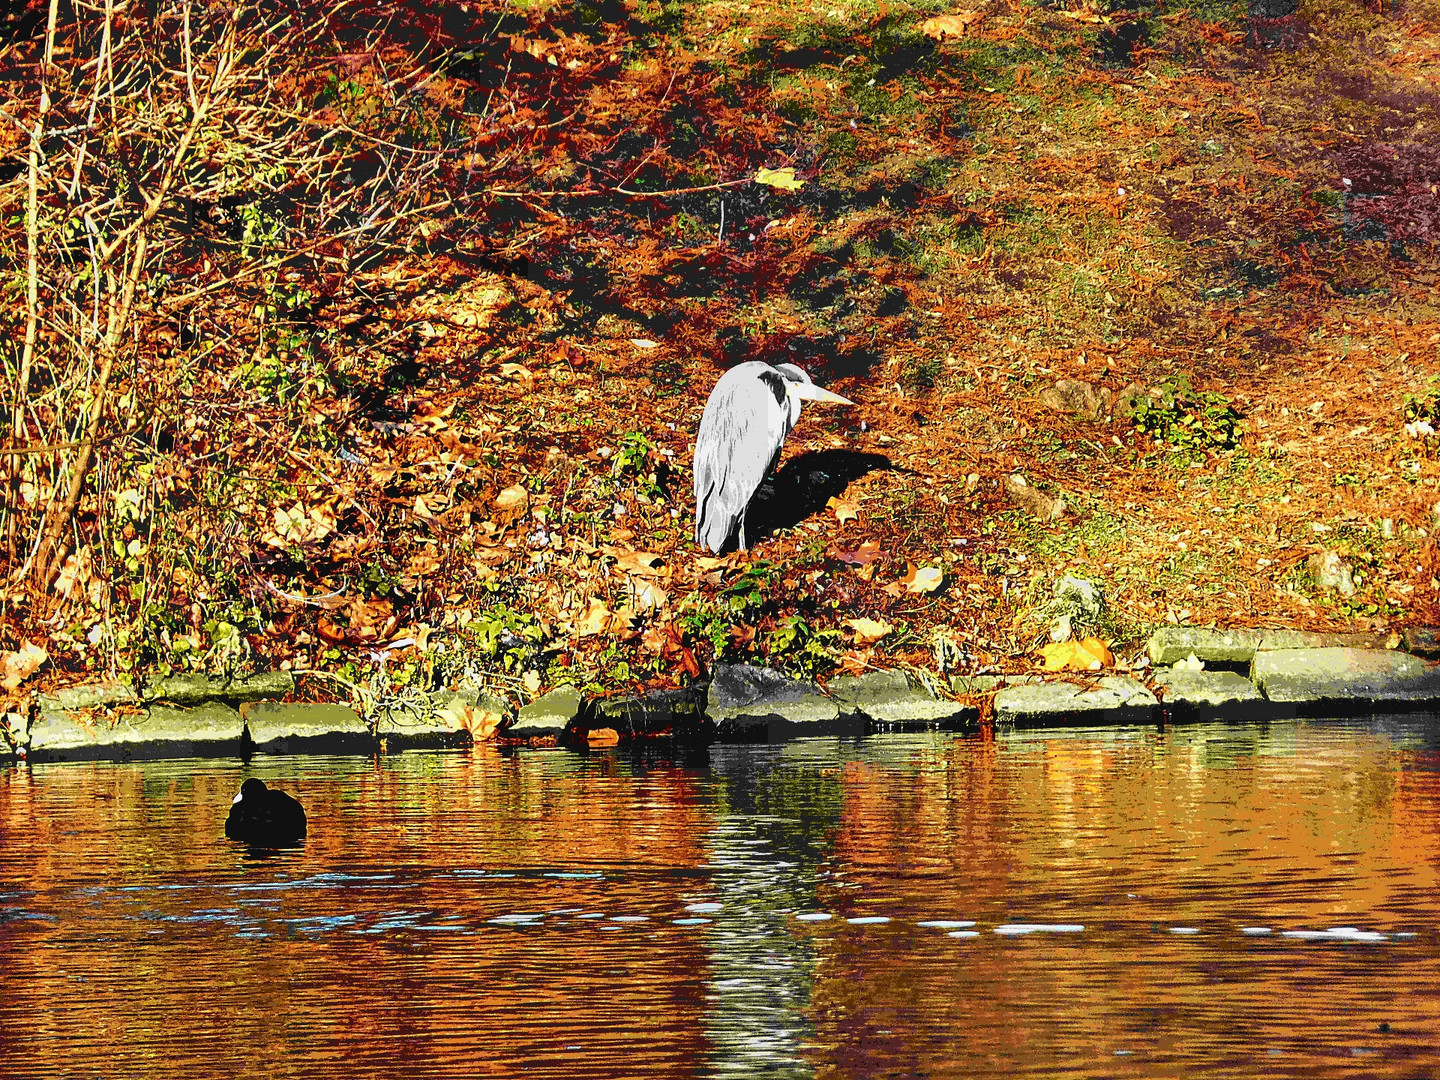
[3,718,1440,1078]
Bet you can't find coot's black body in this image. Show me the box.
[226,778,307,846]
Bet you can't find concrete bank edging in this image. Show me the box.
[5,629,1440,762]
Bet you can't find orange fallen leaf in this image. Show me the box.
[492,484,531,525]
[468,708,504,741]
[586,727,621,747]
[440,698,504,742]
[610,549,668,576]
[269,500,337,545]
[827,496,860,524]
[575,597,615,638]
[628,577,669,614]
[641,623,671,655]
[832,540,882,566]
[919,11,985,38]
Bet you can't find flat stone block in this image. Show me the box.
[49,682,139,710]
[950,674,1041,695]
[1147,627,1262,666]
[587,687,708,740]
[26,703,244,762]
[241,702,373,754]
[1251,648,1440,712]
[509,685,583,740]
[707,664,850,742]
[1255,630,1394,652]
[1153,668,1267,722]
[146,671,295,705]
[830,670,976,732]
[994,676,1160,727]
[377,707,474,753]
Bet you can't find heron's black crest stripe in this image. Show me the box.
[757,368,787,408]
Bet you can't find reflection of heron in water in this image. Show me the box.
[697,747,848,1077]
[693,362,854,553]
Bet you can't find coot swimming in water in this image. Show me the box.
[226,778,307,846]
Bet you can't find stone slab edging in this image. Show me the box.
[7,628,1440,762]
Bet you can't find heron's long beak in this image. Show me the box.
[790,383,854,405]
[233,791,244,805]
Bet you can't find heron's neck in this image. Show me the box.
[786,394,802,432]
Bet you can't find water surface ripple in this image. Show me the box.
[2,718,1439,1077]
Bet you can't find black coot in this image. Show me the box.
[226,778,307,846]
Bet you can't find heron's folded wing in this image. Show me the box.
[694,370,782,547]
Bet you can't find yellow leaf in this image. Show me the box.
[309,502,336,538]
[1039,636,1114,672]
[755,166,804,191]
[436,698,503,742]
[272,503,307,542]
[53,548,93,599]
[903,565,945,594]
[1,642,47,691]
[845,617,893,646]
[827,496,860,524]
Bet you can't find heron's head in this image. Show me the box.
[774,363,854,405]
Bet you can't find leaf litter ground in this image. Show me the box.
[5,0,1440,713]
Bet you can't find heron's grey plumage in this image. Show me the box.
[693,361,851,553]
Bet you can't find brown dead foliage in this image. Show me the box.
[0,0,1438,706]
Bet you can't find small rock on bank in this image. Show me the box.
[1152,668,1266,721]
[994,676,1159,727]
[829,670,975,731]
[1251,648,1440,712]
[27,702,245,762]
[508,685,584,740]
[587,687,707,740]
[707,664,847,742]
[241,702,372,754]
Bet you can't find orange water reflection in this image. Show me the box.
[0,719,1437,1078]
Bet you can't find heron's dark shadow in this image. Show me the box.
[743,450,896,546]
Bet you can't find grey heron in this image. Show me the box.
[693,361,854,552]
